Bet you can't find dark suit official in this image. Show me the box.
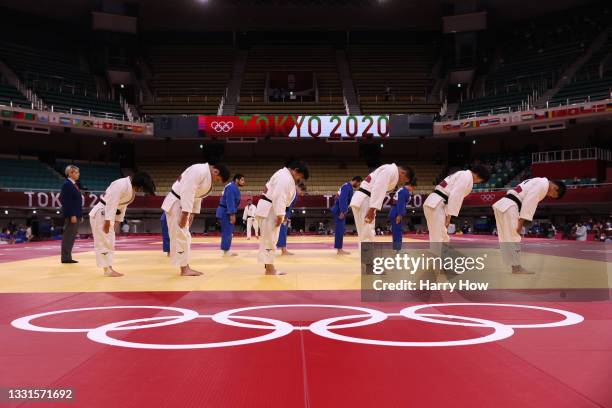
[59,165,82,263]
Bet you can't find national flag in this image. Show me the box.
[82,120,93,128]
[12,111,25,119]
[113,123,124,131]
[1,110,11,118]
[103,122,113,130]
[94,121,104,129]
[534,111,546,120]
[132,126,143,133]
[24,112,35,121]
[37,113,49,123]
[521,113,534,121]
[124,124,132,132]
[59,117,72,126]
[73,118,82,126]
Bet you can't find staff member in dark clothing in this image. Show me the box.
[60,164,82,263]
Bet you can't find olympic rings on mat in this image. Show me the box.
[10,303,584,349]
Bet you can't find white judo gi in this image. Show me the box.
[492,177,550,266]
[349,163,399,243]
[242,203,259,239]
[161,163,212,267]
[256,167,296,264]
[423,170,474,244]
[89,177,135,268]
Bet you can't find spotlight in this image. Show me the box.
[472,139,476,144]
[3,210,7,215]
[103,141,107,146]
[380,143,384,148]
[56,210,60,214]
[199,144,204,149]
[457,83,462,88]
[33,210,37,214]
[301,210,306,214]
[120,84,125,89]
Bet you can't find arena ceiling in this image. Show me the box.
[0,0,601,31]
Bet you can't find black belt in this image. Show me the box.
[99,198,121,215]
[433,189,449,204]
[171,190,180,200]
[260,195,272,203]
[358,188,371,197]
[505,194,522,211]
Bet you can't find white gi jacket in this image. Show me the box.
[350,163,399,210]
[424,170,474,217]
[256,167,296,218]
[89,177,134,222]
[161,163,212,214]
[493,177,549,221]
[242,204,257,221]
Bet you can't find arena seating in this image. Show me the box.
[472,154,531,190]
[0,80,29,108]
[457,6,609,118]
[140,41,235,116]
[0,41,124,119]
[56,160,122,192]
[138,160,443,197]
[347,42,440,115]
[0,156,64,190]
[237,45,345,115]
[549,33,612,106]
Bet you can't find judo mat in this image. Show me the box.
[0,235,610,407]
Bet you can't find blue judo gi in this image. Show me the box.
[216,181,241,251]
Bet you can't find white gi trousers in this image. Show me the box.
[246,217,259,239]
[351,195,376,243]
[166,200,192,267]
[257,214,281,264]
[493,204,521,266]
[89,207,115,268]
[424,201,450,257]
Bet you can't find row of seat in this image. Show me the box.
[0,81,29,108]
[0,157,64,191]
[141,43,235,116]
[0,40,124,119]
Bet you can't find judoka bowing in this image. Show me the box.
[493,177,565,274]
[216,173,245,257]
[277,182,306,256]
[161,163,230,276]
[331,176,362,255]
[89,172,156,277]
[389,183,413,251]
[423,165,490,247]
[242,199,259,239]
[349,163,415,243]
[256,160,309,275]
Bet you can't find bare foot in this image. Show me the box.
[223,251,239,257]
[512,266,535,275]
[104,268,123,277]
[337,249,351,255]
[180,266,203,276]
[280,250,294,256]
[264,265,286,275]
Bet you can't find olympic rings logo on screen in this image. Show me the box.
[210,121,235,133]
[11,303,583,349]
[480,194,497,202]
